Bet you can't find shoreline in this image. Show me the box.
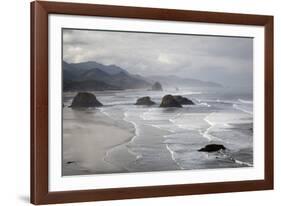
[102,110,146,172]
[63,90,253,175]
[62,107,135,176]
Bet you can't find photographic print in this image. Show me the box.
[62,29,254,176]
[31,2,273,203]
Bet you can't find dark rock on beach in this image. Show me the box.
[135,96,156,105]
[70,92,103,108]
[173,95,194,105]
[198,144,226,152]
[160,95,182,108]
[151,82,163,91]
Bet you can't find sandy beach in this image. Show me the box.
[63,88,253,176]
[62,106,135,175]
[61,29,254,176]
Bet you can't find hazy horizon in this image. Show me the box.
[63,29,253,89]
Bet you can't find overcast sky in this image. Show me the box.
[63,29,253,88]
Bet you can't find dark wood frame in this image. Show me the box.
[31,0,274,204]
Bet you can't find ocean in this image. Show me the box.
[63,87,253,175]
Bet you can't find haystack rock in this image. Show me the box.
[135,96,156,106]
[160,95,182,108]
[198,144,226,152]
[151,82,163,91]
[70,92,103,108]
[173,95,194,105]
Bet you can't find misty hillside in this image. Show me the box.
[147,75,222,88]
[69,61,128,75]
[63,61,222,92]
[63,61,151,91]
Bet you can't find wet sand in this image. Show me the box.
[62,107,134,175]
[62,90,253,176]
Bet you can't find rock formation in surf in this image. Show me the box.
[135,96,156,105]
[198,144,226,152]
[151,82,163,91]
[70,92,103,108]
[160,94,182,108]
[173,95,194,105]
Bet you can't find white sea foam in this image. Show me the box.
[102,111,144,164]
[196,98,234,104]
[233,104,253,115]
[164,142,185,170]
[234,159,253,167]
[123,112,140,137]
[192,98,211,107]
[67,88,253,173]
[169,113,182,123]
[238,99,253,104]
[140,108,159,120]
[150,124,177,133]
[105,101,135,106]
[199,102,211,107]
[98,107,111,117]
[200,114,222,141]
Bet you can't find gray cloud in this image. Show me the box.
[63,29,253,88]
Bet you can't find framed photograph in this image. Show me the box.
[31,1,274,204]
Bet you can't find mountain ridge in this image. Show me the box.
[63,60,222,92]
[63,61,151,91]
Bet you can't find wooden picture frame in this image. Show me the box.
[31,1,274,204]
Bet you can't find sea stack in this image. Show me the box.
[173,95,194,105]
[151,82,163,91]
[160,95,182,108]
[135,96,156,106]
[70,92,103,108]
[198,144,226,152]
